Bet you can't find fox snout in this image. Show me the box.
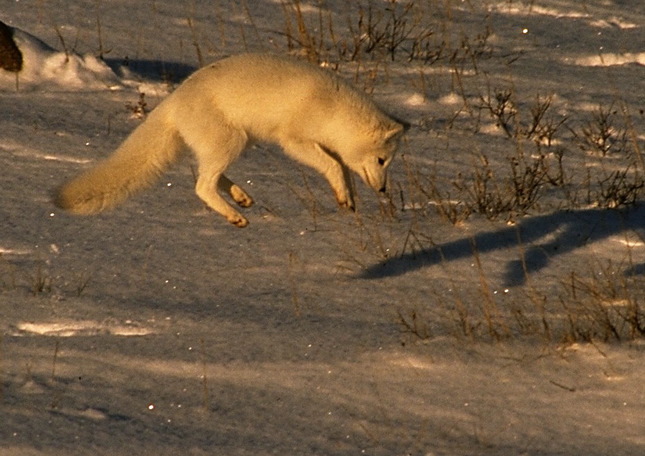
[361,166,388,194]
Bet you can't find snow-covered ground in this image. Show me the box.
[1,1,644,455]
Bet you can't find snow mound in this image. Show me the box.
[0,26,122,91]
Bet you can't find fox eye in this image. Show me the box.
[378,157,386,166]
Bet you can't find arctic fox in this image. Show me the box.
[54,53,408,227]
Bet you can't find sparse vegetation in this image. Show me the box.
[125,91,148,119]
[575,103,628,157]
[30,263,53,296]
[0,258,92,298]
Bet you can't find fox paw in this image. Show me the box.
[235,195,254,208]
[231,186,254,208]
[337,198,355,212]
[229,215,249,228]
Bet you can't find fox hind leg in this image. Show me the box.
[189,128,250,227]
[196,172,249,227]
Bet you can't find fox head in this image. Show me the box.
[350,120,409,193]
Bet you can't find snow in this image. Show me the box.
[0,28,121,91]
[1,1,644,455]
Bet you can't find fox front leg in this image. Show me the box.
[218,174,254,208]
[280,140,355,211]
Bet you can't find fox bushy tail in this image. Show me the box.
[54,105,183,214]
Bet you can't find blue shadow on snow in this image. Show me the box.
[360,205,645,287]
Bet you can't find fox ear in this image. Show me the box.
[383,120,410,141]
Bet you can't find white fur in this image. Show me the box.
[55,53,407,227]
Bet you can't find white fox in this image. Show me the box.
[54,53,408,227]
